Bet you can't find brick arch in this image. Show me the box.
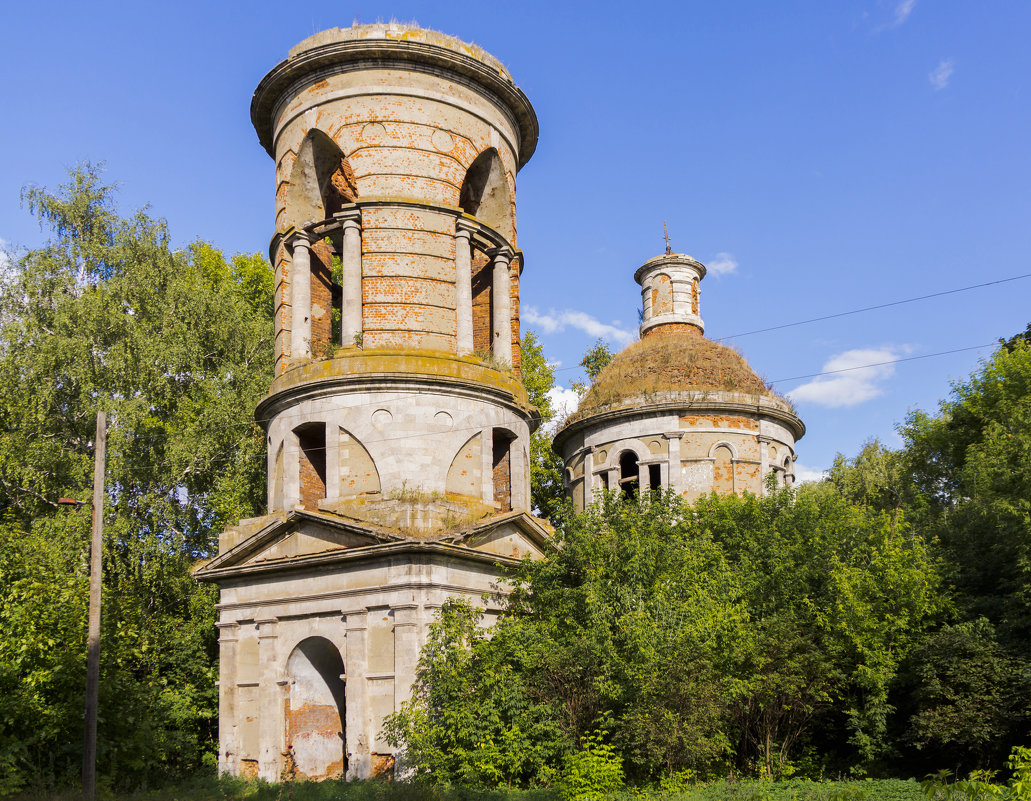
[459,148,514,241]
[286,129,359,227]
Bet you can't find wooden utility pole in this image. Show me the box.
[83,411,106,801]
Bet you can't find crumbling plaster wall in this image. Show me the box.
[560,403,798,511]
[266,385,531,513]
[215,551,513,782]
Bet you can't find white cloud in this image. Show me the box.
[793,463,828,484]
[786,347,905,408]
[523,306,635,345]
[707,252,738,276]
[544,385,581,434]
[929,58,954,90]
[893,0,917,27]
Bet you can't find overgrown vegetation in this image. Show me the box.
[0,166,273,793]
[575,334,779,414]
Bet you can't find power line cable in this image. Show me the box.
[719,273,1031,341]
[771,343,995,385]
[547,272,1027,373]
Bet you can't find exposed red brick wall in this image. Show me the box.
[285,703,345,779]
[644,322,702,339]
[471,252,492,354]
[297,426,327,509]
[492,433,512,511]
[324,158,358,216]
[510,262,521,377]
[310,241,335,356]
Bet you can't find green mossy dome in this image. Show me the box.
[577,332,777,414]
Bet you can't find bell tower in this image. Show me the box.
[250,23,540,521]
[197,25,550,783]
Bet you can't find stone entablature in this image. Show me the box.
[555,391,804,511]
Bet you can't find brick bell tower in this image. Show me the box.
[196,24,550,782]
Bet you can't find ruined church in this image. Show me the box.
[195,23,803,783]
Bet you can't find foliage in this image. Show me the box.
[902,621,1027,769]
[384,598,566,788]
[0,165,273,791]
[920,745,1031,801]
[390,487,940,785]
[7,776,928,801]
[558,730,624,801]
[825,331,1031,774]
[581,340,615,382]
[521,331,565,520]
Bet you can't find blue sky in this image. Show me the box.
[2,1,1029,478]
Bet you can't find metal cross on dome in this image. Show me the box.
[663,221,672,255]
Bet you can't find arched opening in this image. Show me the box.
[459,149,512,239]
[618,451,640,499]
[492,429,516,511]
[691,278,700,315]
[287,131,358,356]
[462,149,515,360]
[285,637,346,780]
[713,445,734,495]
[295,423,327,509]
[287,130,359,225]
[648,463,662,493]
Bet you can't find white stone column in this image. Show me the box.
[664,432,684,495]
[511,441,527,512]
[340,216,362,346]
[344,611,369,780]
[392,605,420,708]
[284,429,301,509]
[480,429,494,505]
[290,233,312,360]
[758,436,770,496]
[491,249,513,366]
[256,618,282,781]
[455,225,474,355]
[583,448,594,508]
[216,622,239,776]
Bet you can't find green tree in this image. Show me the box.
[521,331,564,519]
[383,598,565,788]
[572,339,615,396]
[0,164,273,790]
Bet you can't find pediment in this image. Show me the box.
[244,523,374,566]
[196,511,394,578]
[459,512,553,560]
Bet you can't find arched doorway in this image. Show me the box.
[285,637,346,779]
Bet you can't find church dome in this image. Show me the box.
[574,330,781,418]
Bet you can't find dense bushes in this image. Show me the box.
[386,487,942,786]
